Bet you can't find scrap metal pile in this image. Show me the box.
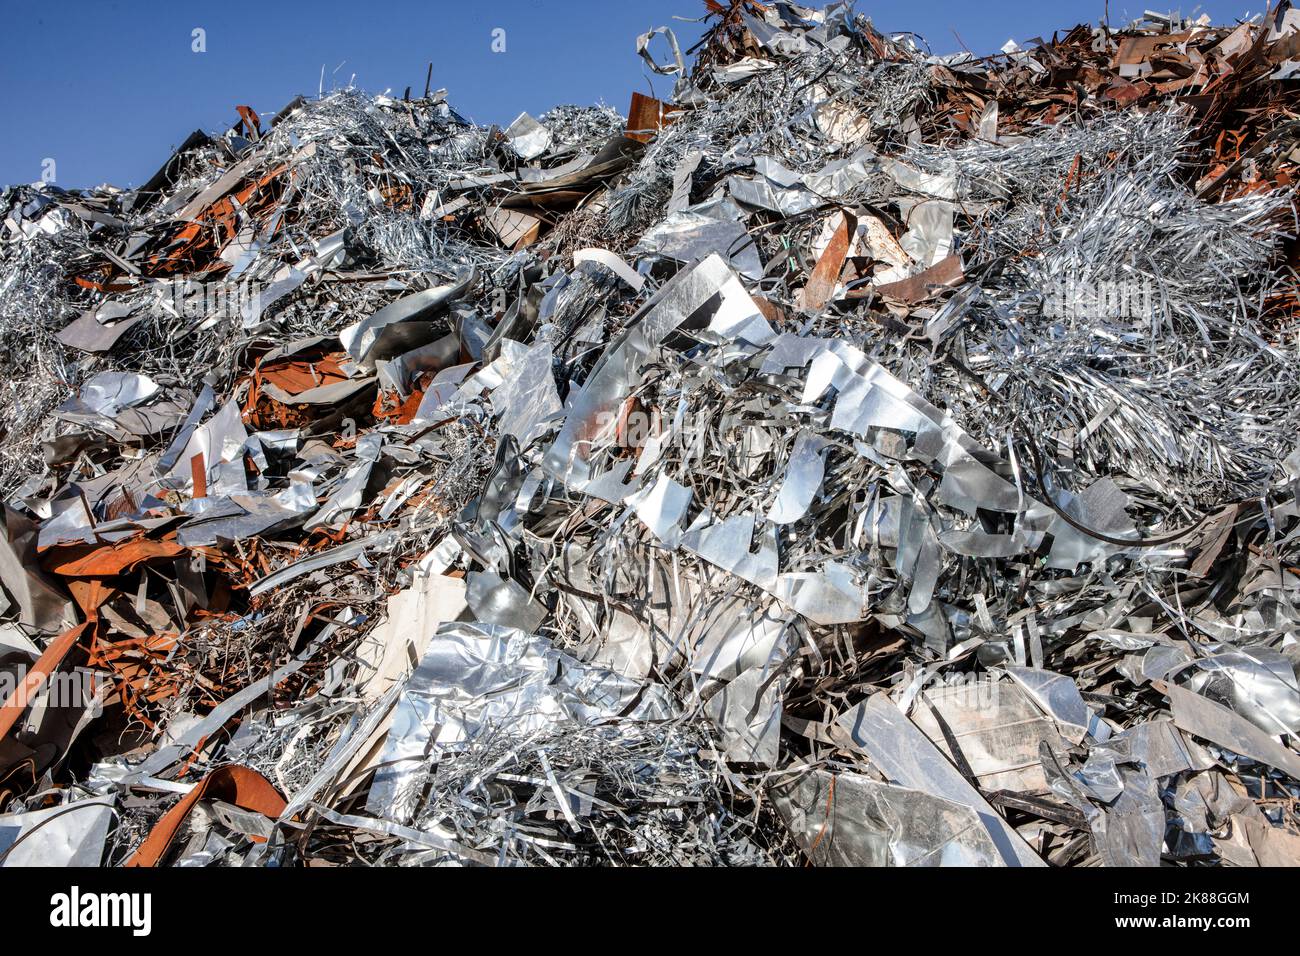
[2,1,1300,867]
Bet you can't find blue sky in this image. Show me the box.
[0,0,1259,189]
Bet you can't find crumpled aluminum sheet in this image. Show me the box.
[634,197,764,281]
[367,621,676,822]
[772,770,1004,866]
[836,694,1045,866]
[503,113,554,162]
[0,795,114,867]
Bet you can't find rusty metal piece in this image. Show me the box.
[626,92,680,144]
[126,765,287,867]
